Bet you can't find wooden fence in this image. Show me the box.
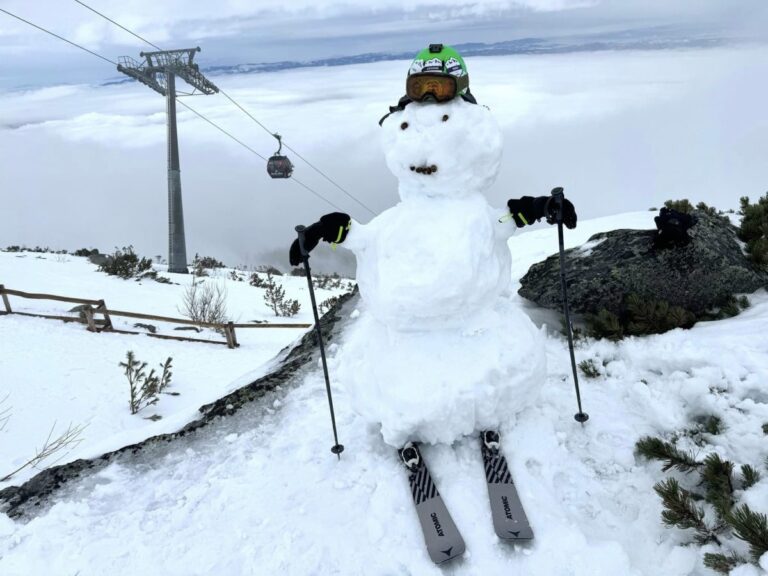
[0,284,311,349]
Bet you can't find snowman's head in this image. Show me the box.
[380,98,503,200]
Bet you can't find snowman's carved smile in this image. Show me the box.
[410,164,438,175]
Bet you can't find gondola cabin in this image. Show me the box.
[267,133,293,178]
[267,154,293,179]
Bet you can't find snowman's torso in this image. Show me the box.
[352,194,510,329]
[334,97,545,447]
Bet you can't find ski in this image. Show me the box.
[480,430,534,541]
[398,442,466,564]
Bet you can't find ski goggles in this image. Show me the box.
[405,72,469,103]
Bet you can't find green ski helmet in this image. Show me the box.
[379,43,476,126]
[406,43,470,101]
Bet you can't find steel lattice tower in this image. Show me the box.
[117,47,219,273]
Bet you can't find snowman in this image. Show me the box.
[289,44,577,457]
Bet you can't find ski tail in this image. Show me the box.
[399,443,466,563]
[480,431,534,541]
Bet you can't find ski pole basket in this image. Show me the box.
[267,133,293,179]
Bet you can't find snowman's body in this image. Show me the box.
[335,98,546,447]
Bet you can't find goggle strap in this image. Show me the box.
[455,75,469,94]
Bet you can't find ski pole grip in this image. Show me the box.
[295,225,309,258]
[549,186,565,224]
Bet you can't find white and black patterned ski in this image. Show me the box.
[480,430,534,541]
[398,443,466,564]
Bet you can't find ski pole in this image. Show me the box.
[549,187,589,424]
[295,225,345,458]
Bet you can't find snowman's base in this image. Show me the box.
[336,298,547,448]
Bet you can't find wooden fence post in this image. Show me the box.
[83,306,97,332]
[98,299,113,331]
[0,285,11,314]
[228,321,239,348]
[224,323,234,349]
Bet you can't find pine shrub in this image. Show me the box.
[249,272,269,288]
[319,296,339,315]
[693,414,723,436]
[703,552,741,574]
[586,309,624,341]
[729,505,768,563]
[193,254,225,269]
[664,198,694,213]
[636,436,701,473]
[315,273,343,290]
[637,432,768,571]
[257,265,283,276]
[578,359,601,379]
[740,465,761,489]
[119,352,173,415]
[99,246,153,279]
[738,193,768,270]
[262,272,300,317]
[625,294,696,336]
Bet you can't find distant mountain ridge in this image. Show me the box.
[101,29,730,87]
[202,30,727,77]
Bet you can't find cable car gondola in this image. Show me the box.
[267,133,293,179]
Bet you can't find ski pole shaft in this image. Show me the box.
[549,188,589,424]
[296,225,345,458]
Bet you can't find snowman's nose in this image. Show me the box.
[410,164,439,175]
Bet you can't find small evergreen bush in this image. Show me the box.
[193,254,225,269]
[636,429,768,573]
[315,273,344,290]
[99,246,153,279]
[664,198,694,214]
[262,272,300,317]
[257,265,283,276]
[578,359,601,378]
[587,294,695,340]
[319,296,339,316]
[119,352,173,415]
[249,272,267,288]
[738,193,768,270]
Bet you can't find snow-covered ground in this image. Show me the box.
[1,211,767,575]
[0,252,352,486]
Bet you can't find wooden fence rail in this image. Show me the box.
[0,284,311,348]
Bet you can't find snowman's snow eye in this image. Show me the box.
[400,122,409,130]
[442,114,449,122]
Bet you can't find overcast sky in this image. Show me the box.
[1,1,767,274]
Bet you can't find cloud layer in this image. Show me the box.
[2,46,767,275]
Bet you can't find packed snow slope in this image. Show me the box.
[0,254,352,486]
[1,211,768,575]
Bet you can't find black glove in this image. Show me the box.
[507,196,549,227]
[507,196,577,229]
[546,197,577,229]
[289,212,351,266]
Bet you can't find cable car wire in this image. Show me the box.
[73,0,162,51]
[0,8,117,66]
[71,0,378,217]
[0,6,350,214]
